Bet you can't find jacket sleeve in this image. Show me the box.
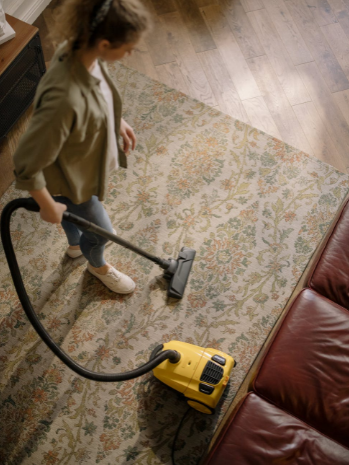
[13,89,75,191]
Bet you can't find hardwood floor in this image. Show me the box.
[126,0,349,173]
[2,0,349,197]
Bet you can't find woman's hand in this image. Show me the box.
[120,118,136,155]
[29,188,67,224]
[40,202,67,224]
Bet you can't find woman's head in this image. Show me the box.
[49,0,152,56]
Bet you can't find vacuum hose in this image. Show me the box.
[1,198,181,382]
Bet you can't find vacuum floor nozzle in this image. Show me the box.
[163,247,196,299]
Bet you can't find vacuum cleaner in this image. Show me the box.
[1,197,236,416]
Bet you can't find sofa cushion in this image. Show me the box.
[308,198,349,308]
[253,288,349,448]
[206,392,349,464]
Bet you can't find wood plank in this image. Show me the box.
[197,49,250,123]
[48,0,62,9]
[248,8,311,105]
[40,9,58,60]
[121,37,159,81]
[7,106,32,155]
[156,61,190,95]
[201,4,261,100]
[240,0,264,12]
[261,0,313,65]
[160,11,217,106]
[1,107,32,198]
[333,88,349,126]
[174,0,217,52]
[247,54,314,155]
[150,0,177,15]
[297,60,349,163]
[304,0,338,27]
[218,0,265,59]
[141,0,177,65]
[321,22,349,77]
[195,0,218,6]
[327,0,349,39]
[42,8,56,31]
[285,0,349,92]
[293,101,347,172]
[0,136,15,198]
[32,14,53,63]
[242,95,282,139]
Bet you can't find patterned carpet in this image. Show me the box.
[0,63,348,465]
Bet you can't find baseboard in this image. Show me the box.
[3,0,52,25]
[2,0,23,15]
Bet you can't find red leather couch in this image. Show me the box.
[205,198,349,464]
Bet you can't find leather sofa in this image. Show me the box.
[205,198,349,464]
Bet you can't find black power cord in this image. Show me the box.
[171,407,193,465]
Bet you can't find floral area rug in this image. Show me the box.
[1,62,348,465]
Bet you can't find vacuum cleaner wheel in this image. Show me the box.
[186,398,215,415]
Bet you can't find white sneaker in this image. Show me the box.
[66,247,84,258]
[87,263,135,294]
[66,228,117,258]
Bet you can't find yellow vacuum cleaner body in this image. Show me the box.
[152,341,235,414]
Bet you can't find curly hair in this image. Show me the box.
[48,0,153,54]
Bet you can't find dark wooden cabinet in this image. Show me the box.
[0,14,46,140]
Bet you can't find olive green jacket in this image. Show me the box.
[13,42,127,204]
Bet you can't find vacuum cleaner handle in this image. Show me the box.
[1,198,181,382]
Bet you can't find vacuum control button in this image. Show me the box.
[212,355,226,366]
[199,383,214,395]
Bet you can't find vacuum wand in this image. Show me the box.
[3,197,196,300]
[63,211,171,269]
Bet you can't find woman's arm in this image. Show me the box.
[29,187,67,224]
[13,89,75,223]
[13,90,75,192]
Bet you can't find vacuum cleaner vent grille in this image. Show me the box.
[200,361,224,385]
